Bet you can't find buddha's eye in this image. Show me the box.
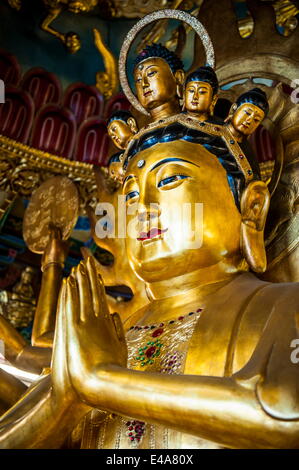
[158,174,189,189]
[244,110,251,116]
[147,70,157,77]
[125,190,139,202]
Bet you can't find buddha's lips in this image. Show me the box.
[137,228,168,241]
[143,90,152,97]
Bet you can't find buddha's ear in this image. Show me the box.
[209,93,218,116]
[225,102,237,123]
[127,117,138,134]
[240,180,270,273]
[174,70,185,99]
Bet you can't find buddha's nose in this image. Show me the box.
[137,203,161,223]
[142,74,149,88]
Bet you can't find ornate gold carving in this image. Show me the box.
[0,134,98,211]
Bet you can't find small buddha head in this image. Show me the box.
[107,110,138,150]
[183,66,219,116]
[108,152,124,183]
[133,44,185,112]
[122,138,269,283]
[228,88,269,138]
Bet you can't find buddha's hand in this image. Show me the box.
[64,256,127,405]
[51,279,80,409]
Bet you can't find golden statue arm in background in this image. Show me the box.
[0,314,51,374]
[94,28,119,100]
[31,226,68,348]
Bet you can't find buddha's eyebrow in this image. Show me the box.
[150,158,200,172]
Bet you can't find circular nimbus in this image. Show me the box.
[119,9,215,116]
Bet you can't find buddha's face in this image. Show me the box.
[134,57,178,111]
[123,140,242,283]
[109,160,124,183]
[231,103,265,136]
[108,120,133,150]
[184,81,214,114]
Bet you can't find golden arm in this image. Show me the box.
[0,282,90,449]
[0,376,88,449]
[0,315,51,374]
[64,258,299,449]
[31,228,68,348]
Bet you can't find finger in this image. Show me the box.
[112,312,128,361]
[51,280,67,378]
[65,278,81,360]
[76,261,92,323]
[66,275,80,325]
[112,312,126,344]
[87,256,109,318]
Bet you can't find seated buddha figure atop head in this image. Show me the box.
[133,44,185,122]
[107,152,124,183]
[183,66,219,122]
[226,87,269,142]
[107,110,138,150]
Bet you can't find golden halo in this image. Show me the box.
[119,9,215,116]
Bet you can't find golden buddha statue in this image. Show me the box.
[183,66,219,122]
[0,266,36,329]
[107,110,138,151]
[226,88,268,142]
[133,44,185,121]
[0,11,298,450]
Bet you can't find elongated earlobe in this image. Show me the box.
[240,180,270,273]
[174,69,185,100]
[127,117,138,134]
[225,103,237,123]
[209,94,218,116]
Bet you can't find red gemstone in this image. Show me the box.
[152,328,164,338]
[168,361,174,366]
[145,346,156,358]
[128,432,133,436]
[196,308,203,312]
[239,154,244,159]
[130,437,135,441]
[159,323,164,327]
[126,421,131,426]
[178,316,184,321]
[129,426,133,430]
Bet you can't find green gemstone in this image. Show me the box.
[141,362,145,366]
